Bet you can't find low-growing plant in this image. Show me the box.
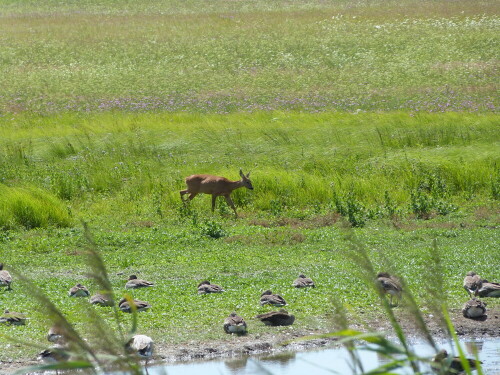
[286,236,483,375]
[198,219,227,239]
[409,189,434,219]
[3,223,153,375]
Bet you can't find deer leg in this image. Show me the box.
[180,189,189,201]
[211,195,217,212]
[224,195,238,217]
[188,192,198,201]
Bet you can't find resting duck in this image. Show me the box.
[292,274,315,288]
[223,312,247,334]
[68,283,90,297]
[197,280,224,294]
[47,324,68,344]
[476,280,500,298]
[463,271,482,297]
[90,292,114,306]
[125,275,154,289]
[0,309,27,325]
[0,263,13,290]
[260,290,287,306]
[255,309,295,326]
[431,349,482,374]
[119,298,151,313]
[462,298,487,319]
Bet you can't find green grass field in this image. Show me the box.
[0,0,498,113]
[0,0,499,367]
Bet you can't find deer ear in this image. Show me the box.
[246,172,251,178]
[239,169,244,178]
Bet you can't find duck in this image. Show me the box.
[462,298,487,319]
[90,292,114,306]
[431,349,482,374]
[126,334,154,365]
[197,280,224,294]
[255,309,295,326]
[125,275,154,289]
[47,324,67,344]
[0,263,13,290]
[0,309,27,325]
[292,274,315,288]
[37,344,71,372]
[260,290,287,306]
[119,298,151,313]
[376,272,402,306]
[68,283,90,297]
[463,271,482,297]
[475,280,500,298]
[223,312,247,334]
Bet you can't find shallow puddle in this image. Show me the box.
[147,338,500,375]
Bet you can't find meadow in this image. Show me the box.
[0,0,498,113]
[0,0,499,370]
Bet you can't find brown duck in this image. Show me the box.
[68,283,90,298]
[255,309,295,326]
[292,274,315,288]
[376,272,402,306]
[47,324,68,344]
[119,298,151,313]
[260,290,287,306]
[90,292,114,307]
[476,280,500,298]
[0,309,27,325]
[197,280,224,294]
[126,334,154,365]
[223,312,247,334]
[125,275,154,289]
[0,263,13,290]
[431,349,482,374]
[462,298,487,319]
[463,271,482,297]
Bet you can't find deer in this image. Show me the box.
[180,169,253,217]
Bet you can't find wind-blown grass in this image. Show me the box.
[0,112,498,226]
[0,184,72,229]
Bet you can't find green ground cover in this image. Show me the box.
[0,111,499,362]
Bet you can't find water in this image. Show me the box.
[146,338,500,375]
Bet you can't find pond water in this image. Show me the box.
[146,338,500,375]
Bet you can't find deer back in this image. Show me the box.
[185,174,236,195]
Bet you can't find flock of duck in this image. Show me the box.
[1,262,499,372]
[462,271,500,319]
[0,264,315,367]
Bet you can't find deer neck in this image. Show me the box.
[228,179,244,192]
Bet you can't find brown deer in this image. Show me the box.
[180,169,253,217]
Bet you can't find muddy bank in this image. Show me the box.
[1,307,499,374]
[153,306,500,363]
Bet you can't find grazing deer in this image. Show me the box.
[180,169,253,217]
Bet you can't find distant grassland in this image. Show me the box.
[0,111,498,228]
[0,0,498,113]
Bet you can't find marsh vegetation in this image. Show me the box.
[0,0,498,373]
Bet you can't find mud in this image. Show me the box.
[1,307,498,374]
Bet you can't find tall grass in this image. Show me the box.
[0,112,497,225]
[0,184,72,229]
